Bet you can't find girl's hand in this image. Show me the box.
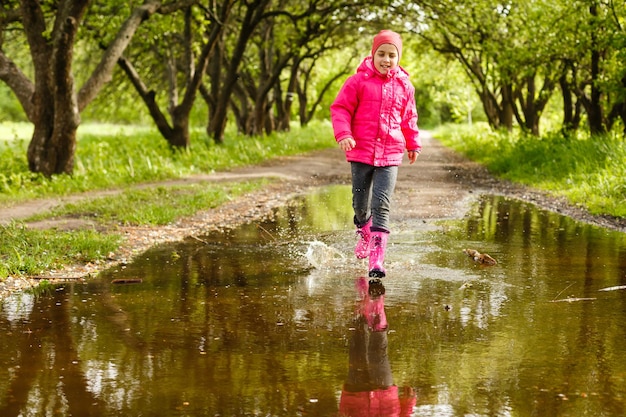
[338,137,356,152]
[408,150,419,164]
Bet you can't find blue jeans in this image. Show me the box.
[351,162,398,233]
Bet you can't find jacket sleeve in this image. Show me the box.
[401,84,421,152]
[330,75,359,142]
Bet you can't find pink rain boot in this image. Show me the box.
[354,218,372,259]
[366,294,388,331]
[368,231,389,278]
[365,279,387,331]
[355,276,369,298]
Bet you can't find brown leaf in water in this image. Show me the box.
[463,248,497,265]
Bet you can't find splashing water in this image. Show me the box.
[304,240,346,269]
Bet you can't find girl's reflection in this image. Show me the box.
[339,277,416,417]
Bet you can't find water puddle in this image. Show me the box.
[1,187,626,416]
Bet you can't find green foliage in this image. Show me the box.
[0,121,334,204]
[402,43,485,129]
[0,85,28,123]
[0,222,121,277]
[436,123,626,218]
[406,0,626,135]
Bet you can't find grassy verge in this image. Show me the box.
[0,121,334,279]
[27,180,266,226]
[435,123,626,218]
[0,223,121,278]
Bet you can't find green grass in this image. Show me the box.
[0,222,121,278]
[435,123,626,218]
[29,180,266,226]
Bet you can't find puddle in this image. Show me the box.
[1,188,625,416]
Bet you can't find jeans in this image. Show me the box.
[351,162,398,232]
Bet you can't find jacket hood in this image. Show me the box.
[357,56,409,80]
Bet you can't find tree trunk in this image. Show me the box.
[586,3,606,135]
[587,47,605,135]
[230,82,253,134]
[607,75,626,135]
[14,0,166,175]
[22,0,87,175]
[117,2,229,149]
[207,0,271,144]
[500,83,514,131]
[279,58,300,131]
[560,74,576,132]
[478,87,501,130]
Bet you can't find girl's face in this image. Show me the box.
[373,44,399,75]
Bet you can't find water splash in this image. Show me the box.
[304,240,346,269]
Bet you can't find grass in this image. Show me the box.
[0,222,121,278]
[28,180,266,226]
[0,120,335,280]
[435,123,626,218]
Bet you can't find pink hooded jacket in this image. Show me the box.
[330,56,420,167]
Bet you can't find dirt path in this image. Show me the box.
[1,131,624,296]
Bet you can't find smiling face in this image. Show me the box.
[373,44,399,75]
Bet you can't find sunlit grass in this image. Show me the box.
[0,222,121,278]
[0,121,33,141]
[29,180,266,226]
[435,123,626,218]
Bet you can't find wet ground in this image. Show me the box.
[1,186,625,416]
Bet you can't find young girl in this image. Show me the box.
[330,29,421,278]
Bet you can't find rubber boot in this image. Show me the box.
[365,293,388,331]
[355,276,369,298]
[368,231,389,278]
[355,278,387,331]
[354,218,372,259]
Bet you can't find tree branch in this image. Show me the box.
[0,50,35,120]
[77,0,162,111]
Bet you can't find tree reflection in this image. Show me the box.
[0,290,104,416]
[339,277,416,416]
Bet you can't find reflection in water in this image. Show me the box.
[0,190,626,416]
[340,278,416,417]
[0,290,105,417]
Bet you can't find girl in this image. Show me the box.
[330,29,421,278]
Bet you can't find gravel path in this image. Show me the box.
[1,131,624,297]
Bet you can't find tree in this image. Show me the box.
[407,0,563,135]
[576,0,625,135]
[234,0,352,135]
[201,0,392,143]
[117,0,234,148]
[202,0,273,144]
[0,0,190,176]
[404,0,626,136]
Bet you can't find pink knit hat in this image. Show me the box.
[371,30,402,62]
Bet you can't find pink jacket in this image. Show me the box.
[330,57,420,167]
